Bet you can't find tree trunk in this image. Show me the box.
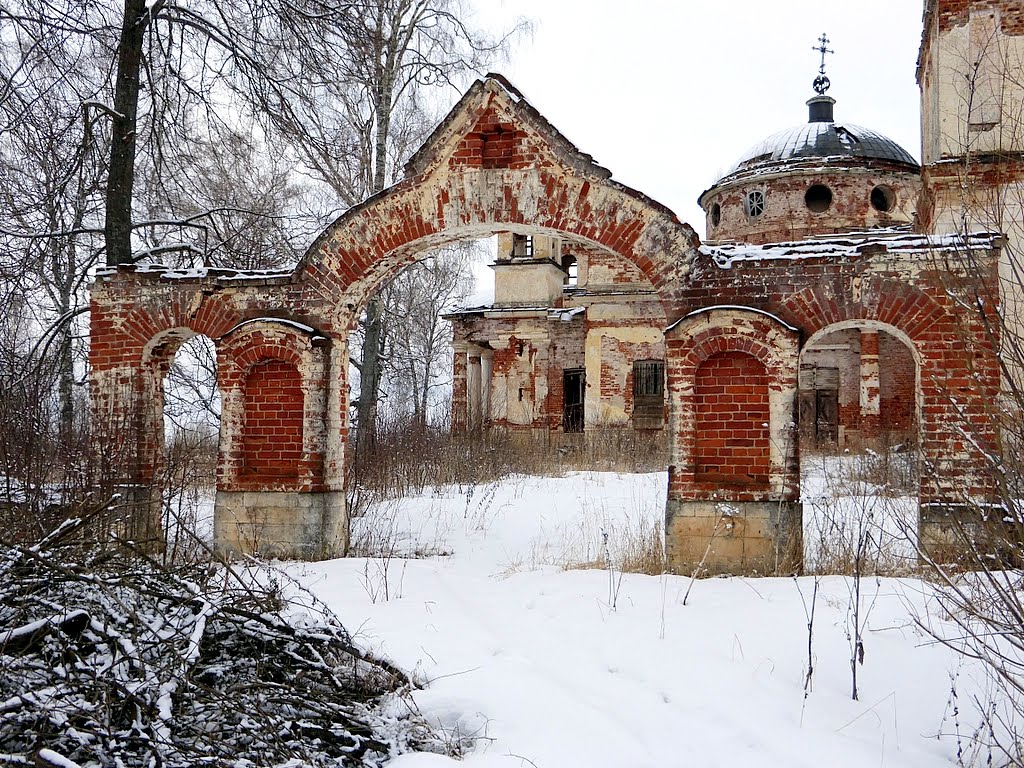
[354,30,395,446]
[57,308,74,440]
[104,0,150,266]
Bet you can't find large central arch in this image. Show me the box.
[297,76,699,328]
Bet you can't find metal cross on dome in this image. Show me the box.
[812,33,833,95]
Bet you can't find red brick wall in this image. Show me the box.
[583,245,649,285]
[242,359,304,479]
[448,104,547,172]
[694,352,770,486]
[879,333,917,433]
[928,0,1024,35]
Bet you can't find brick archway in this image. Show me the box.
[781,277,1000,505]
[89,75,701,559]
[800,320,923,449]
[297,77,700,328]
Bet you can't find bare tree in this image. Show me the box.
[135,123,316,270]
[0,8,109,436]
[271,0,525,445]
[377,243,476,424]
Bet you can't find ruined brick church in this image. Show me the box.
[90,0,1019,573]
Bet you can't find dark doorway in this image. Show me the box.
[563,369,585,433]
[799,366,839,447]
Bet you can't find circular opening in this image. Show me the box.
[744,190,765,218]
[871,185,895,213]
[710,202,721,227]
[804,184,833,213]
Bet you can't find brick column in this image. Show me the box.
[859,330,881,441]
[452,342,468,432]
[467,352,482,431]
[481,349,494,428]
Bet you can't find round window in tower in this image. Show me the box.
[804,184,833,213]
[870,185,895,213]
[744,190,765,218]
[710,202,721,227]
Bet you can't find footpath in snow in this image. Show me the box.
[287,470,992,768]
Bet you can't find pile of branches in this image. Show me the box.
[0,511,447,767]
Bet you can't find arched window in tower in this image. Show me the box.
[744,190,765,218]
[562,253,578,287]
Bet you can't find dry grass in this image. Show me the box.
[801,440,920,576]
[555,499,666,576]
[352,417,668,502]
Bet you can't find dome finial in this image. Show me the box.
[812,33,833,95]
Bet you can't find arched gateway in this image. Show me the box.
[90,74,1002,572]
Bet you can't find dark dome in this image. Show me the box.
[728,122,918,175]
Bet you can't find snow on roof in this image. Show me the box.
[548,306,586,322]
[225,317,325,340]
[702,229,1001,269]
[666,305,799,334]
[729,122,918,175]
[446,304,554,316]
[486,72,525,103]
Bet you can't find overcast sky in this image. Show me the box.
[470,0,925,234]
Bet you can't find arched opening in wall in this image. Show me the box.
[710,202,721,228]
[351,223,669,495]
[241,358,304,480]
[562,253,578,287]
[798,324,919,452]
[798,323,921,569]
[351,236,494,491]
[160,333,221,559]
[356,238,489,434]
[694,351,770,487]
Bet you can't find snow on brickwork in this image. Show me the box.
[702,228,1001,268]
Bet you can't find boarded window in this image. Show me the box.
[632,360,665,430]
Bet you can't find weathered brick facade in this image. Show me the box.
[91,7,1010,573]
[89,76,700,559]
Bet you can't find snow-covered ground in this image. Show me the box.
[285,470,998,768]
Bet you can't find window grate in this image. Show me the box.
[633,360,664,398]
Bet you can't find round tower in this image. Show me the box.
[698,42,920,245]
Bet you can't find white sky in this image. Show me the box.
[471,0,925,234]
